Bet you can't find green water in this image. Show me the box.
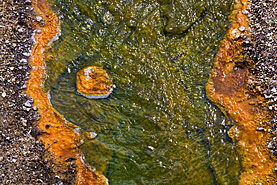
[45,0,241,184]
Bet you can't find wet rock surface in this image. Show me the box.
[244,0,277,157]
[76,66,113,99]
[0,1,73,184]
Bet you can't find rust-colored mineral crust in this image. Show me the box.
[27,0,108,184]
[76,66,113,99]
[206,0,277,184]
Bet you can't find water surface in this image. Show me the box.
[45,0,241,184]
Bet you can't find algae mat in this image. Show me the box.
[44,0,240,184]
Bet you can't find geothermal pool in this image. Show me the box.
[45,0,241,184]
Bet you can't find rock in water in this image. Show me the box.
[76,66,113,99]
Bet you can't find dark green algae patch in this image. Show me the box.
[44,0,241,184]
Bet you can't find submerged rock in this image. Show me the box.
[85,132,97,139]
[76,66,113,99]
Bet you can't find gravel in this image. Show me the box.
[0,1,72,184]
[244,0,277,156]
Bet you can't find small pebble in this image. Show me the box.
[239,26,245,32]
[36,16,43,22]
[20,59,28,64]
[243,10,249,14]
[2,91,6,98]
[24,101,32,108]
[85,132,97,139]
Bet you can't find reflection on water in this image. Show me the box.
[46,0,240,184]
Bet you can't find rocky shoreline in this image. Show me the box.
[206,0,277,183]
[27,0,107,184]
[245,0,277,157]
[0,0,276,184]
[0,0,76,184]
[0,0,57,184]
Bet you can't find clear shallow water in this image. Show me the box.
[46,0,241,184]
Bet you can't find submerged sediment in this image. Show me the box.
[207,0,277,184]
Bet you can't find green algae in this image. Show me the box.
[45,0,241,184]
